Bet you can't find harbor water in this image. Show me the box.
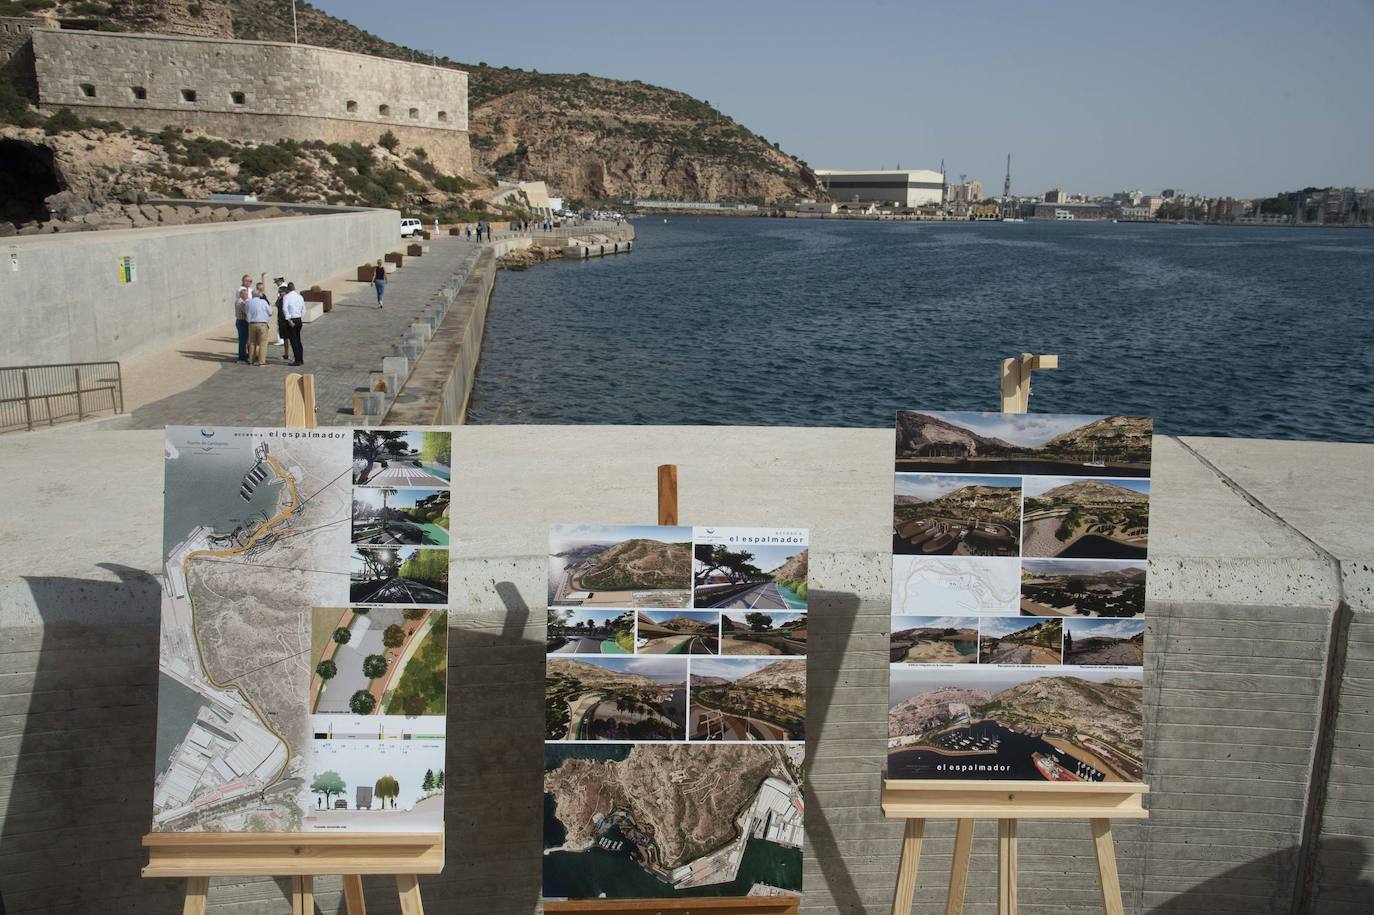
[468,218,1374,441]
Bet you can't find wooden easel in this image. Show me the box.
[888,353,1149,913]
[883,781,1147,914]
[142,390,442,913]
[545,464,800,915]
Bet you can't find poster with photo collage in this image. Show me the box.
[887,411,1152,784]
[152,426,451,834]
[544,525,809,901]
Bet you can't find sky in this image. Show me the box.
[318,0,1374,197]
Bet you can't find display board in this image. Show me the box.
[153,426,452,833]
[887,412,1152,783]
[543,525,809,900]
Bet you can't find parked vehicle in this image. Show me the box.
[400,218,423,237]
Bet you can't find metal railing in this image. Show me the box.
[0,362,124,433]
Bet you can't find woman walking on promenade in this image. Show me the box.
[373,259,387,308]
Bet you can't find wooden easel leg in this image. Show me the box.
[343,874,367,914]
[998,819,1018,915]
[396,874,424,915]
[945,818,974,915]
[291,875,314,915]
[890,817,925,915]
[1092,819,1125,915]
[182,876,210,915]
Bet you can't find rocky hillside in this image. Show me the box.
[770,549,808,583]
[576,538,691,591]
[224,0,821,202]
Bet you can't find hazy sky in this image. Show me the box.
[318,0,1373,197]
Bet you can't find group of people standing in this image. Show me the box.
[234,273,305,367]
[464,221,494,242]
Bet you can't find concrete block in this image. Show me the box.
[401,341,420,360]
[351,390,385,417]
[381,355,408,378]
[301,302,325,323]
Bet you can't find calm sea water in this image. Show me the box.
[467,218,1374,440]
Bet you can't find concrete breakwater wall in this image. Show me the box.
[0,428,1370,913]
[0,202,399,366]
[383,246,499,426]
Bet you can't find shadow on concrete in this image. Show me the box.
[1147,839,1371,913]
[175,350,244,364]
[804,588,868,913]
[5,564,181,912]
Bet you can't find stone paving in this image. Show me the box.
[106,236,480,429]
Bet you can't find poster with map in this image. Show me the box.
[153,426,452,833]
[888,412,1152,784]
[544,525,809,901]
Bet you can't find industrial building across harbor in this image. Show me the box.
[813,168,946,207]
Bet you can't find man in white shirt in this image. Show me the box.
[281,282,307,366]
[234,273,251,363]
[244,288,273,365]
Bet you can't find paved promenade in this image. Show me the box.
[103,235,479,429]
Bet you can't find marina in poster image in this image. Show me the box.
[888,665,1144,782]
[543,743,804,899]
[894,411,1152,477]
[549,524,694,608]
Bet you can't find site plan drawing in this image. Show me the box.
[153,426,451,833]
[544,525,809,901]
[887,412,1152,784]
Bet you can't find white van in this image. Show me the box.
[400,218,423,238]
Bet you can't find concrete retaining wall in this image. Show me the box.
[0,428,1370,913]
[0,203,398,366]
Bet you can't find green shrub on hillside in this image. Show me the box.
[236,142,298,177]
[328,141,374,175]
[378,130,399,153]
[42,107,82,135]
[0,77,38,128]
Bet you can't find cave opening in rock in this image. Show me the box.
[0,139,63,227]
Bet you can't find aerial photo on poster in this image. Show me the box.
[1063,618,1146,666]
[893,474,1022,557]
[689,657,806,741]
[693,543,809,609]
[311,607,448,716]
[1021,477,1150,559]
[636,611,720,654]
[544,743,804,898]
[890,615,979,664]
[351,487,450,545]
[894,411,1152,477]
[550,524,693,608]
[1020,560,1147,616]
[888,665,1143,782]
[350,545,449,604]
[546,657,688,741]
[547,608,635,654]
[720,610,808,656]
[891,555,1020,615]
[978,617,1063,665]
[352,429,452,486]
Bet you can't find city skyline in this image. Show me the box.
[325,0,1374,196]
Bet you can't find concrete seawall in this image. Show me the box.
[0,427,1369,912]
[0,202,399,366]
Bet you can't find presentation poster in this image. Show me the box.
[153,427,452,833]
[888,412,1152,783]
[544,525,809,900]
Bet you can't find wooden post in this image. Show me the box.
[291,875,314,914]
[1092,819,1126,915]
[999,353,1058,413]
[997,819,1017,915]
[342,874,367,914]
[284,372,318,428]
[657,464,678,525]
[889,817,925,915]
[945,819,974,915]
[182,875,209,915]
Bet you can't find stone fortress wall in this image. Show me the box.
[0,16,55,94]
[29,28,472,175]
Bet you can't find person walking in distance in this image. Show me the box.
[282,282,306,366]
[373,259,387,308]
[234,273,251,363]
[243,288,272,366]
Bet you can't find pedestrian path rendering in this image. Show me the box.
[104,236,480,429]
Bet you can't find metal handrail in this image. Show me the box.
[0,361,124,433]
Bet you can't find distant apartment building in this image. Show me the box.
[814,169,945,207]
[1032,201,1105,220]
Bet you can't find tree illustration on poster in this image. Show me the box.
[543,523,810,904]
